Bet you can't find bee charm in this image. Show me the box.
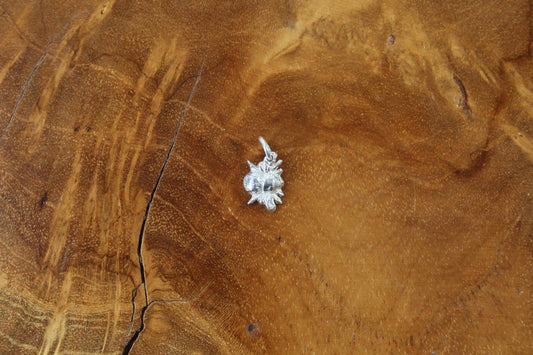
[243,137,284,211]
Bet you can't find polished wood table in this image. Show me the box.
[1,0,532,353]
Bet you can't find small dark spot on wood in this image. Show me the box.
[409,335,414,346]
[39,191,48,208]
[86,127,91,132]
[278,236,282,242]
[74,126,79,132]
[246,322,261,339]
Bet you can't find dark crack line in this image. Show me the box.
[0,7,45,51]
[122,283,142,348]
[149,280,212,306]
[0,15,79,141]
[453,73,471,116]
[122,282,210,354]
[123,59,205,355]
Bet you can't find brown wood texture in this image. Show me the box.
[1,0,532,354]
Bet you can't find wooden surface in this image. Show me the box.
[0,0,532,353]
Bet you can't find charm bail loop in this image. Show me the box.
[259,136,273,160]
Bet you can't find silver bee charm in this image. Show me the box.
[243,137,284,211]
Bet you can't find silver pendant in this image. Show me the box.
[243,137,284,211]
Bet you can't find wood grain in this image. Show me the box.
[0,0,532,353]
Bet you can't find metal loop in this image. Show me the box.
[258,136,273,160]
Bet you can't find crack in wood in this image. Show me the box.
[453,73,471,116]
[0,7,44,51]
[0,13,85,141]
[123,59,205,355]
[122,283,142,348]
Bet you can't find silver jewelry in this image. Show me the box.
[243,136,284,211]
